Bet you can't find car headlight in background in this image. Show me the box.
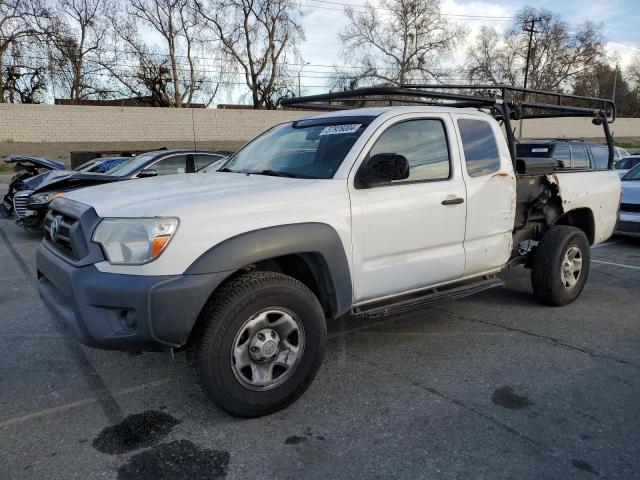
[92,218,179,264]
[29,192,63,205]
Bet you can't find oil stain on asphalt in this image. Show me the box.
[285,435,307,444]
[93,410,180,454]
[117,439,230,479]
[491,386,532,410]
[571,459,599,476]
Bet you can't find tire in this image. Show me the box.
[0,202,11,219]
[531,226,590,306]
[189,270,326,418]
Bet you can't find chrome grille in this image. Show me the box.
[12,192,30,219]
[44,209,80,260]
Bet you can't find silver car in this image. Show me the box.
[616,163,640,237]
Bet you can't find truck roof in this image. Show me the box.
[305,105,489,120]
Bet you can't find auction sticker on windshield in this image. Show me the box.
[319,124,362,135]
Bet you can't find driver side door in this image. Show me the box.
[349,114,467,304]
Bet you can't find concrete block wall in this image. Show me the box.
[0,103,638,145]
[0,104,309,144]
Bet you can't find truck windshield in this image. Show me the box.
[220,117,372,179]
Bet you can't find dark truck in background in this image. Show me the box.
[516,140,626,170]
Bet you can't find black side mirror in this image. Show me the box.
[358,153,409,187]
[137,168,158,178]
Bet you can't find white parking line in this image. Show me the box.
[0,378,172,428]
[591,260,640,270]
[592,239,626,249]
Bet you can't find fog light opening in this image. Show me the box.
[119,309,137,330]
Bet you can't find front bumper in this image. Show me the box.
[16,202,48,230]
[615,211,640,238]
[37,242,228,351]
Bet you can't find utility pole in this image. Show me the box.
[297,62,310,97]
[519,16,541,138]
[612,64,619,102]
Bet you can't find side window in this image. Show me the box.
[553,145,571,169]
[368,119,450,183]
[151,155,187,176]
[457,119,501,177]
[195,154,222,171]
[570,146,590,169]
[590,145,609,170]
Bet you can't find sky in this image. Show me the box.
[199,0,640,103]
[287,0,640,95]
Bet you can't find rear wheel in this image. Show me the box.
[189,271,326,417]
[531,226,590,306]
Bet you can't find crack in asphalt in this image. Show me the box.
[0,225,124,424]
[447,310,639,369]
[416,384,548,454]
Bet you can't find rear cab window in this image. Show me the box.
[457,119,501,177]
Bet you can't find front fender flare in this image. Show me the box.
[186,223,353,317]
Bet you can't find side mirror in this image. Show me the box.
[358,153,409,187]
[137,168,158,178]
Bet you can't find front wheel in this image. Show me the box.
[531,226,591,306]
[189,271,326,417]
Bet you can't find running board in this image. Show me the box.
[350,276,505,319]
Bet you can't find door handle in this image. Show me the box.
[441,197,464,205]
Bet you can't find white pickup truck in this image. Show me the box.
[36,86,621,417]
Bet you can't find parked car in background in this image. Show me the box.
[74,156,130,173]
[614,156,640,178]
[616,163,640,237]
[1,156,65,218]
[615,146,631,162]
[516,140,617,170]
[14,150,225,230]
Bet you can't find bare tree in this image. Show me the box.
[0,0,50,102]
[47,0,117,101]
[196,0,303,108]
[127,0,213,107]
[337,0,466,87]
[2,40,49,103]
[466,7,605,91]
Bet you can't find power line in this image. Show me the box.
[302,0,516,20]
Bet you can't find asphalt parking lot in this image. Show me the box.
[1,216,639,480]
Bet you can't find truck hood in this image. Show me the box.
[64,172,318,217]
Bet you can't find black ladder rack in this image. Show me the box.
[279,84,616,170]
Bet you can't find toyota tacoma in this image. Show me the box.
[36,86,621,417]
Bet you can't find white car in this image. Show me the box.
[616,163,640,237]
[615,146,631,162]
[36,87,621,418]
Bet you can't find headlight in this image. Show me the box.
[92,217,179,265]
[30,192,63,205]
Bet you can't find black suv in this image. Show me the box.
[516,140,619,170]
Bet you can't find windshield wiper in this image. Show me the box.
[251,169,308,178]
[217,167,236,173]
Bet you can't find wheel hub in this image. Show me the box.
[561,245,583,290]
[249,328,281,363]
